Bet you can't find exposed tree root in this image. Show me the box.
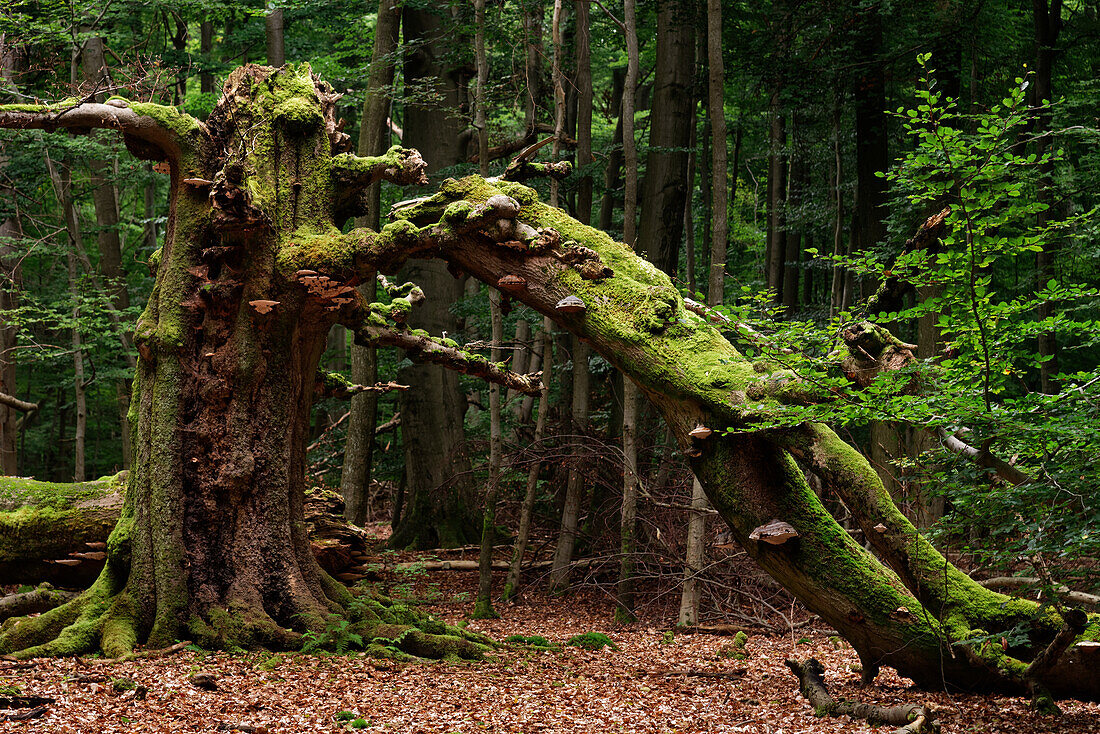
[785,658,939,733]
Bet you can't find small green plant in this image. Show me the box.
[335,710,355,721]
[0,684,21,696]
[351,718,368,729]
[660,630,675,645]
[565,632,617,651]
[300,615,364,654]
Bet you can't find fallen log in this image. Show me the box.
[785,658,937,734]
[0,585,79,622]
[0,474,371,586]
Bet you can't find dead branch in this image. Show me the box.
[976,577,1099,607]
[358,324,543,395]
[0,100,204,163]
[0,391,38,413]
[117,639,193,662]
[785,658,937,734]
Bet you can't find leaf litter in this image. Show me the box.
[1,571,1097,733]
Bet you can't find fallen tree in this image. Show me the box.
[0,65,1096,701]
[0,473,373,586]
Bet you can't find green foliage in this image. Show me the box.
[736,58,1100,591]
[564,632,617,651]
[334,711,355,721]
[299,615,364,654]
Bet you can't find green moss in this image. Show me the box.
[128,101,203,138]
[0,471,125,512]
[565,632,617,651]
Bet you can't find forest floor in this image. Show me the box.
[2,540,1099,733]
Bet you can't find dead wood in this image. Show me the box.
[785,658,937,734]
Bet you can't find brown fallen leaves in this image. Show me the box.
[2,577,1098,733]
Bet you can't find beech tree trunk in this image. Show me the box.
[1,66,1097,706]
[341,0,401,526]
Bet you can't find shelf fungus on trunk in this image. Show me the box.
[555,295,586,314]
[749,519,799,545]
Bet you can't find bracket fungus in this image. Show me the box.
[689,424,714,440]
[749,519,799,545]
[555,295,586,314]
[496,274,527,293]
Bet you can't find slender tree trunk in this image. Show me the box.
[266,9,285,66]
[598,68,626,234]
[616,0,642,618]
[474,287,503,618]
[503,318,552,600]
[616,372,639,621]
[45,154,86,481]
[1033,0,1062,394]
[830,99,845,318]
[573,0,592,223]
[677,477,708,625]
[200,20,214,95]
[81,34,134,469]
[472,0,501,620]
[67,252,86,482]
[0,39,22,476]
[341,0,401,526]
[522,0,544,134]
[637,0,695,276]
[766,93,786,300]
[705,0,727,308]
[782,121,803,313]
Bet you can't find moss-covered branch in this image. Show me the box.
[0,100,205,163]
[785,658,937,733]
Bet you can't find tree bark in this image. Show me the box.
[0,67,491,661]
[81,33,133,469]
[390,6,479,549]
[1032,0,1063,394]
[341,0,401,527]
[705,0,727,307]
[266,9,285,66]
[637,0,695,277]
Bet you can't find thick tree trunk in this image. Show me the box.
[0,66,487,661]
[637,0,695,276]
[384,174,1100,703]
[390,6,479,549]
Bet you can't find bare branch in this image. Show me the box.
[0,391,37,413]
[356,324,542,395]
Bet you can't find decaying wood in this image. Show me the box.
[976,577,1099,608]
[785,658,937,734]
[0,585,78,622]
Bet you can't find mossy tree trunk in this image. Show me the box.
[1,66,1096,704]
[379,175,1099,702]
[0,65,494,659]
